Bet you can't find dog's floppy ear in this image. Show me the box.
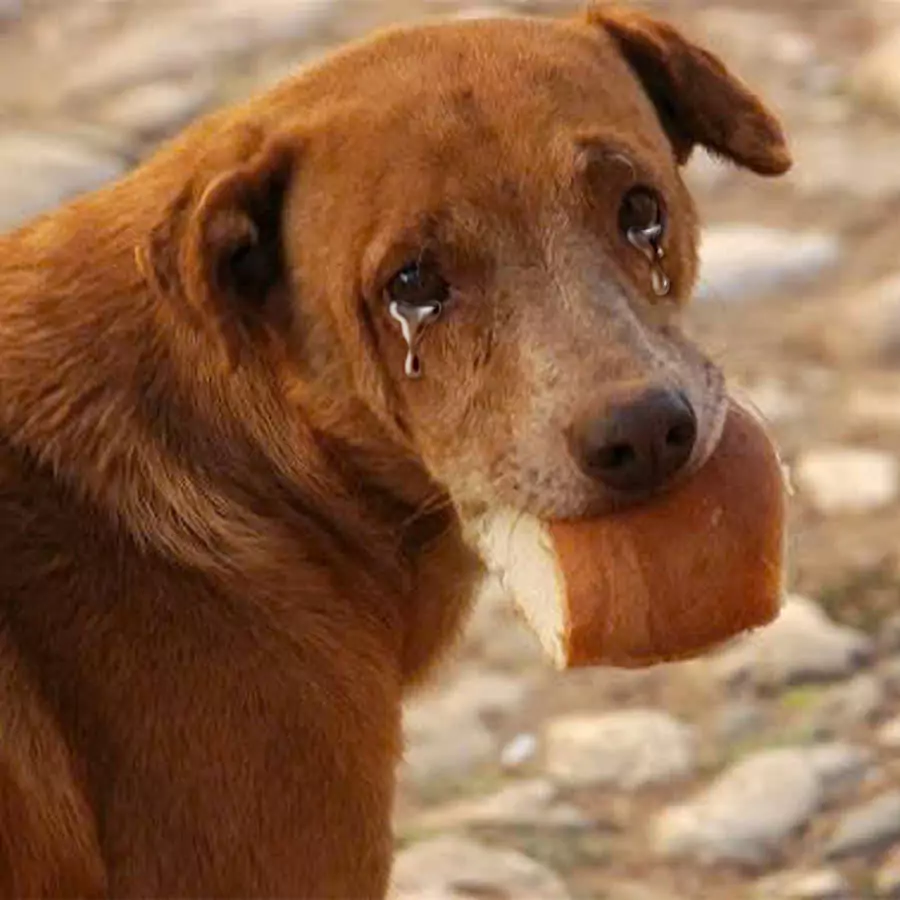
[140,133,296,367]
[588,5,791,175]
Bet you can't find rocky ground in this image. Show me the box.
[3,1,900,897]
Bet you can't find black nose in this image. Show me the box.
[573,389,698,493]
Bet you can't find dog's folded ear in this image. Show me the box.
[140,132,296,367]
[588,5,791,175]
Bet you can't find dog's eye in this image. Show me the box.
[385,260,449,308]
[618,186,664,238]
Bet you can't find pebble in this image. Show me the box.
[825,790,900,860]
[808,674,885,734]
[453,6,513,19]
[402,715,495,791]
[694,226,841,304]
[795,447,900,514]
[500,732,539,771]
[713,700,768,745]
[652,748,821,867]
[0,128,127,232]
[786,121,900,198]
[851,26,900,121]
[876,846,900,898]
[446,670,531,723]
[545,710,697,790]
[876,714,900,749]
[712,595,873,690]
[96,77,215,140]
[805,743,873,802]
[826,273,900,363]
[464,577,544,671]
[848,386,900,428]
[402,670,528,789]
[415,778,589,833]
[880,614,900,655]
[604,882,681,900]
[63,1,336,99]
[696,8,815,72]
[754,868,850,899]
[392,836,571,900]
[883,657,900,695]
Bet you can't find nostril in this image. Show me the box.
[594,441,636,472]
[666,420,696,450]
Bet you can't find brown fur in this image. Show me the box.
[0,6,789,897]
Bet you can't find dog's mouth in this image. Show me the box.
[462,391,734,577]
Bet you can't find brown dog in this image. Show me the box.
[0,5,790,898]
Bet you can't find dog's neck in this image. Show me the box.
[282,370,486,684]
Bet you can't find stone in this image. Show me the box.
[880,614,900,655]
[402,715,495,791]
[500,732,538,771]
[652,748,821,867]
[97,77,215,140]
[696,8,815,71]
[415,779,589,832]
[847,387,900,429]
[825,790,900,860]
[713,700,767,745]
[808,674,885,733]
[876,714,900,749]
[805,744,873,802]
[402,670,528,788]
[392,837,571,900]
[454,6,513,19]
[883,656,900,695]
[545,710,697,790]
[754,868,850,899]
[711,595,873,690]
[63,1,336,99]
[785,128,900,201]
[851,27,900,121]
[604,882,681,900]
[0,129,127,232]
[795,447,899,514]
[876,846,900,898]
[694,226,841,305]
[821,274,900,364]
[464,577,543,671]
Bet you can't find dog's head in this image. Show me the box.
[146,6,790,521]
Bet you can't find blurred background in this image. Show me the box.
[3,1,900,897]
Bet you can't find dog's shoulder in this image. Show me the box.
[0,592,106,897]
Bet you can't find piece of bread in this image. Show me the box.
[472,401,788,669]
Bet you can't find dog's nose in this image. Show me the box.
[572,389,698,493]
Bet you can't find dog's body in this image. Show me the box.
[0,7,789,897]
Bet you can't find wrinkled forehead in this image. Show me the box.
[295,17,673,165]
[298,17,666,134]
[286,18,680,270]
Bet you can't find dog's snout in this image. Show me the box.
[572,389,697,494]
